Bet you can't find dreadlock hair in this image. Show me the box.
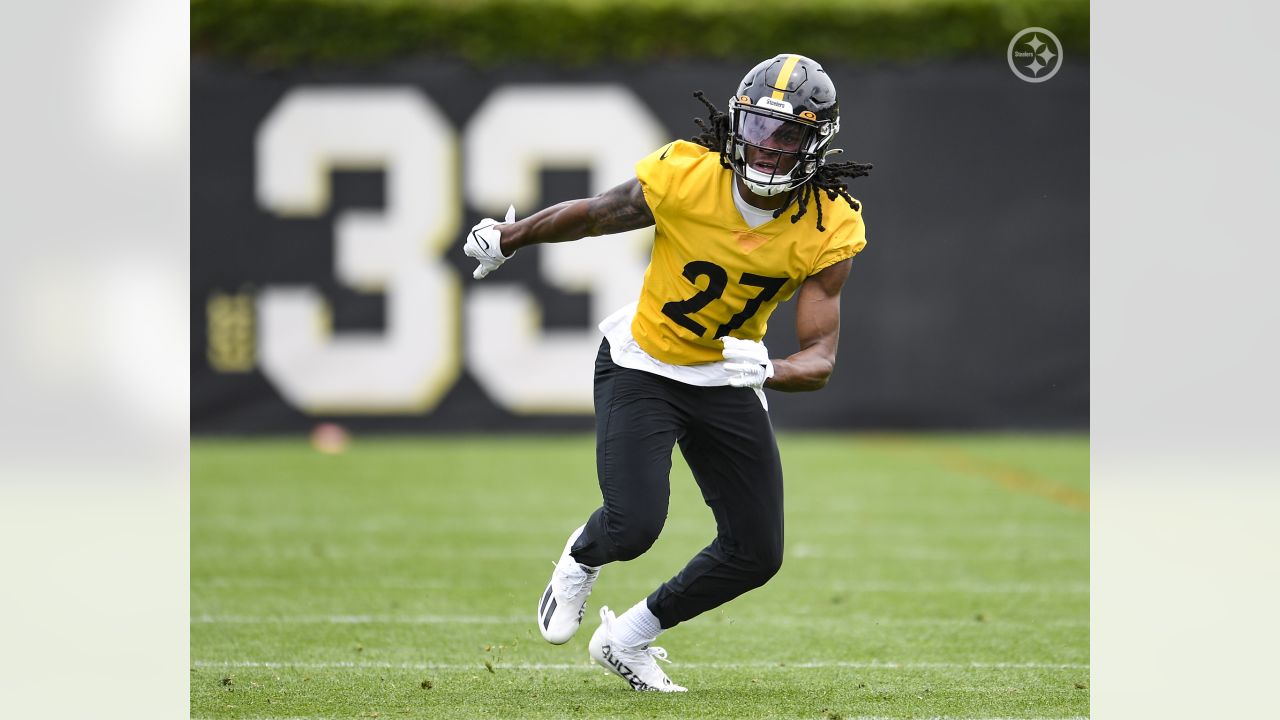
[689,91,873,232]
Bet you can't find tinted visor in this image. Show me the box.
[738,111,813,153]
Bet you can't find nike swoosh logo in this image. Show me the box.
[659,143,673,160]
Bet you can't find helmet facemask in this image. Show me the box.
[728,100,837,197]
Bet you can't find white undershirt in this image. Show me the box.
[732,180,778,228]
[597,303,769,408]
[598,303,732,387]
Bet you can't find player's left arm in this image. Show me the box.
[765,257,853,392]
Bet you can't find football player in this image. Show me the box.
[464,53,872,692]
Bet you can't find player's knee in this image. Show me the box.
[744,542,784,587]
[761,545,785,581]
[609,518,665,561]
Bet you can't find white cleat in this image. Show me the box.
[537,525,600,644]
[588,606,687,692]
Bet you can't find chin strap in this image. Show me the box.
[744,180,794,197]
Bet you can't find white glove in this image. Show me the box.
[464,205,516,279]
[721,336,774,390]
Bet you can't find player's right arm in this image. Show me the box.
[463,177,653,279]
[498,177,654,256]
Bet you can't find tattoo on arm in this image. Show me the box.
[586,178,655,236]
[501,178,653,254]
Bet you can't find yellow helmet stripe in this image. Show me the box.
[771,54,802,101]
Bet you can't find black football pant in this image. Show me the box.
[569,339,785,629]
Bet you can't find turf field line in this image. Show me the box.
[190,545,1086,563]
[190,614,1087,628]
[196,517,1083,537]
[192,577,1088,594]
[787,545,1086,562]
[193,660,1089,670]
[828,580,1089,594]
[933,448,1089,512]
[863,440,1088,512]
[189,547,554,560]
[191,613,523,624]
[192,577,453,589]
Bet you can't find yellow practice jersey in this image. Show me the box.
[631,140,868,365]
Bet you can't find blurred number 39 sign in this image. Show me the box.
[245,85,665,416]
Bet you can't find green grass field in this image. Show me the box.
[191,433,1088,719]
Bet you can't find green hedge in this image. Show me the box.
[192,0,1089,66]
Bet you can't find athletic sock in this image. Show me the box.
[612,598,663,648]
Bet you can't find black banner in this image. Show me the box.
[192,57,1088,432]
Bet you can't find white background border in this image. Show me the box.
[2,1,1279,717]
[1092,2,1280,718]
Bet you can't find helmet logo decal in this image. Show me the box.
[770,54,802,100]
[799,110,817,120]
[757,97,793,113]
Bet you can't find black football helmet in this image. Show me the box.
[727,54,840,196]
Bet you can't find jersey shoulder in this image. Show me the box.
[658,138,714,164]
[808,193,868,275]
[635,140,725,210]
[820,192,865,224]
